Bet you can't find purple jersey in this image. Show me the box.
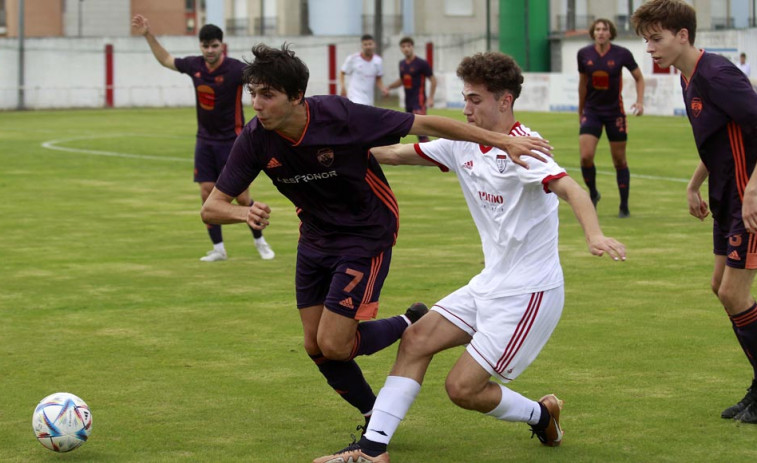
[216,95,415,256]
[399,56,433,112]
[682,51,757,227]
[577,44,638,115]
[174,55,246,141]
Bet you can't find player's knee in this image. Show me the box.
[444,376,477,410]
[398,323,433,357]
[317,337,352,361]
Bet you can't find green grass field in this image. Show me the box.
[2,106,756,462]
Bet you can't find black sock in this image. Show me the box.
[616,167,630,210]
[310,354,375,414]
[206,224,222,244]
[350,316,407,359]
[536,402,550,429]
[730,303,757,380]
[581,165,598,197]
[358,436,387,456]
[248,225,262,239]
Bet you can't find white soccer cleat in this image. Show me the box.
[200,249,227,262]
[255,238,275,260]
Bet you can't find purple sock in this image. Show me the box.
[350,315,408,359]
[616,167,630,209]
[731,303,757,379]
[206,224,223,244]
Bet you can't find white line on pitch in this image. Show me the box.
[41,133,191,163]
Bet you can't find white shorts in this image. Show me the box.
[432,285,564,383]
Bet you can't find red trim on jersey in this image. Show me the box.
[682,49,706,89]
[234,85,244,135]
[281,101,310,145]
[413,143,449,171]
[728,121,748,201]
[542,172,568,193]
[365,170,400,241]
[362,252,383,305]
[495,291,543,374]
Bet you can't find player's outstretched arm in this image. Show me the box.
[201,187,272,230]
[549,176,627,261]
[410,115,553,168]
[131,14,177,71]
[371,143,436,166]
[686,161,710,221]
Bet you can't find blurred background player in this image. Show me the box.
[314,51,626,463]
[340,34,389,106]
[201,44,555,436]
[131,14,274,262]
[633,0,757,424]
[577,18,645,218]
[387,36,437,142]
[738,52,751,77]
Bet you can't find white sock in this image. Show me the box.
[254,236,267,245]
[364,376,421,445]
[213,242,226,253]
[485,384,541,425]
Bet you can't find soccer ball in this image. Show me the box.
[32,392,92,452]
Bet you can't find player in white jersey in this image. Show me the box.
[314,52,626,463]
[340,34,388,106]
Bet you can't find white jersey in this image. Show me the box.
[415,122,567,298]
[341,52,384,105]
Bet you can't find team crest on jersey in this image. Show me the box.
[607,59,616,68]
[194,72,201,78]
[215,76,224,83]
[691,97,703,118]
[316,148,335,167]
[496,154,508,173]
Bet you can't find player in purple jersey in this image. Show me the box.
[633,0,757,424]
[387,37,437,143]
[200,43,554,431]
[132,15,274,262]
[578,18,645,218]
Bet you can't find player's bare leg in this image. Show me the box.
[714,260,757,422]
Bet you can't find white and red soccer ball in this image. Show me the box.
[32,392,92,452]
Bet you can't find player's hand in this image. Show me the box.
[131,14,150,36]
[631,102,644,116]
[501,136,553,169]
[687,188,710,221]
[743,188,757,234]
[427,97,435,108]
[248,201,271,230]
[381,88,390,97]
[587,235,626,261]
[339,88,347,97]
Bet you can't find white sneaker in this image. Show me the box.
[255,238,275,260]
[200,249,227,262]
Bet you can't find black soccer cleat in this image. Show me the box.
[404,302,429,324]
[722,386,757,419]
[734,401,757,424]
[618,206,630,218]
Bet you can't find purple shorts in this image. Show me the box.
[193,138,236,183]
[579,111,628,142]
[295,243,392,320]
[713,220,757,269]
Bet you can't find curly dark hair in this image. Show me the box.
[632,0,697,45]
[456,52,522,101]
[243,43,309,101]
[589,18,617,40]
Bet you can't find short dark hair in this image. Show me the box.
[632,0,697,45]
[399,36,414,46]
[589,18,617,40]
[243,43,309,101]
[456,52,522,102]
[199,24,223,43]
[360,34,374,42]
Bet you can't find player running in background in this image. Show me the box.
[131,14,274,262]
[387,36,437,142]
[578,18,645,218]
[339,34,389,106]
[633,0,757,424]
[314,51,626,463]
[200,44,555,432]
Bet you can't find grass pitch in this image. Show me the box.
[1,106,756,461]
